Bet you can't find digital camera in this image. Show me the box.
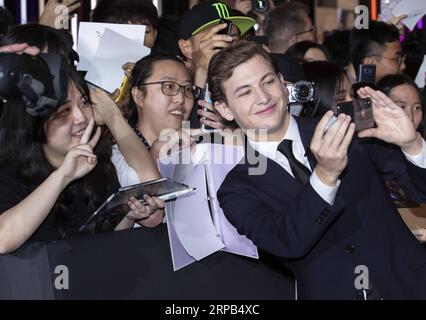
[286,80,315,103]
[0,52,68,117]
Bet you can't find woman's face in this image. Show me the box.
[135,60,194,137]
[43,81,94,163]
[332,74,352,111]
[143,24,157,48]
[389,84,423,130]
[304,48,327,62]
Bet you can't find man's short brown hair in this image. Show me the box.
[208,40,278,103]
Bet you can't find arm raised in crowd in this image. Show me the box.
[90,89,164,228]
[91,88,160,182]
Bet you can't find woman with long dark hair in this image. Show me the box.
[0,67,163,254]
[300,61,352,118]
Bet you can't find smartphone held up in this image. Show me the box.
[336,98,374,132]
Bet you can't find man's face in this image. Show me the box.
[371,41,406,81]
[216,55,290,141]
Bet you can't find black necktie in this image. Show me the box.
[277,139,311,185]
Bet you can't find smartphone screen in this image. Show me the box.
[336,98,374,131]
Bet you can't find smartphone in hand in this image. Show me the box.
[201,83,216,133]
[217,19,233,36]
[336,98,374,132]
[358,64,376,84]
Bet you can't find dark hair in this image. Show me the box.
[208,40,278,103]
[1,23,77,64]
[0,68,118,238]
[92,0,159,29]
[264,1,310,53]
[151,17,180,56]
[322,30,351,69]
[301,61,348,117]
[350,21,400,78]
[284,40,329,62]
[0,6,13,38]
[376,74,425,132]
[127,53,187,127]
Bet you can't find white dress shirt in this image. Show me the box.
[248,116,426,205]
[249,116,339,205]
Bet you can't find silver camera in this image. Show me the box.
[286,80,315,103]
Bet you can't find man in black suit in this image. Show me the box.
[208,40,426,299]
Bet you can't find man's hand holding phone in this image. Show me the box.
[311,111,356,186]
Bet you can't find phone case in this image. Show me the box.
[336,98,374,131]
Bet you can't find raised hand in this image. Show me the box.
[57,118,101,184]
[152,128,195,160]
[310,111,355,186]
[357,87,422,154]
[39,0,81,29]
[193,23,233,83]
[198,98,230,130]
[90,88,121,126]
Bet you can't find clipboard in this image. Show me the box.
[79,177,195,233]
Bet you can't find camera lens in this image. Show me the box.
[292,80,314,103]
[295,85,309,99]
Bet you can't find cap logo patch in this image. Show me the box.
[212,3,230,18]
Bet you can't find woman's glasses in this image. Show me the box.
[139,81,201,100]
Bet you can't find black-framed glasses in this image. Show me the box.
[295,26,316,37]
[139,81,201,100]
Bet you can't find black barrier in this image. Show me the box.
[0,225,295,300]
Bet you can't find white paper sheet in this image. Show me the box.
[158,143,258,271]
[204,144,258,259]
[84,28,150,93]
[77,22,147,71]
[392,0,426,30]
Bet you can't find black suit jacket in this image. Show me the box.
[218,117,426,299]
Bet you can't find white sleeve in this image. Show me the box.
[110,144,141,187]
[403,139,426,169]
[309,170,340,205]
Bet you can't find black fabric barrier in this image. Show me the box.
[0,225,295,299]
